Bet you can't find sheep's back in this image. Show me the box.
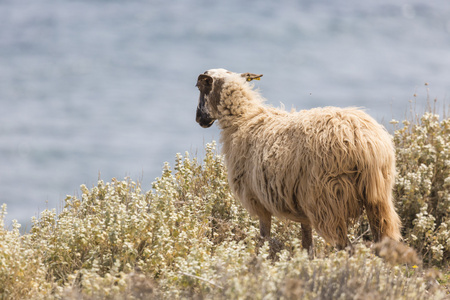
[222,106,394,225]
[296,107,394,171]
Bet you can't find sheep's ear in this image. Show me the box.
[197,74,213,94]
[197,74,213,86]
[241,72,263,81]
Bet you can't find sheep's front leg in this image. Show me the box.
[259,211,272,238]
[301,223,314,258]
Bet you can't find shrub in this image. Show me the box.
[0,104,449,298]
[0,205,52,299]
[393,105,450,265]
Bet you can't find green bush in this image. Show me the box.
[1,105,449,299]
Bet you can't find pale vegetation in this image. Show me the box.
[1,101,449,299]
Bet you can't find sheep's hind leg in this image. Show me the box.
[365,203,381,242]
[259,210,272,238]
[335,226,353,254]
[301,223,314,258]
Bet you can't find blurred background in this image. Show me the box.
[1,0,449,229]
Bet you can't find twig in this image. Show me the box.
[354,227,371,243]
[179,271,224,289]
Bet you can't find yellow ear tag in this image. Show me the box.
[247,77,261,81]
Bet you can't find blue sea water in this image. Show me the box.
[1,0,449,228]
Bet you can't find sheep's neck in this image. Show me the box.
[217,84,266,131]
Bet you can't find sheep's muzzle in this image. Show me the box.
[196,107,215,128]
[197,117,215,128]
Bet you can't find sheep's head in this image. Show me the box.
[195,69,263,128]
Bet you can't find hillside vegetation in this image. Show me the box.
[1,103,449,299]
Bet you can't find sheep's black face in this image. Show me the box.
[196,74,216,128]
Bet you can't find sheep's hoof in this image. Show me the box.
[306,247,315,260]
[256,236,284,259]
[337,244,354,256]
[268,237,284,257]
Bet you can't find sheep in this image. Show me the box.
[195,68,401,254]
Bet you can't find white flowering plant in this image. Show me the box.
[1,102,449,298]
[393,106,450,265]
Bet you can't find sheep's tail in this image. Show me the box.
[361,161,402,242]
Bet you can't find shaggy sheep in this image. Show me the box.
[195,68,401,253]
